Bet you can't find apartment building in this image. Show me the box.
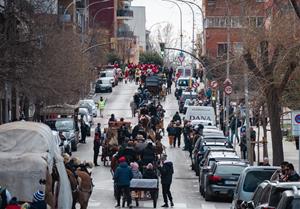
[202,0,265,58]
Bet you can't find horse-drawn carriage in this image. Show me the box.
[0,122,73,209]
[145,75,166,101]
[102,121,132,166]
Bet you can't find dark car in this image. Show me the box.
[194,147,236,179]
[178,91,198,113]
[204,161,248,201]
[199,151,241,196]
[45,118,79,152]
[245,181,300,209]
[277,188,300,209]
[193,138,231,176]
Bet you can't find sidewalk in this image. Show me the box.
[233,126,299,172]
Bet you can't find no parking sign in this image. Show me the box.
[292,111,300,136]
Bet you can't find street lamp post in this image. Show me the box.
[177,0,205,55]
[175,0,195,65]
[162,0,183,51]
[63,0,81,31]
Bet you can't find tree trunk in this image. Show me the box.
[261,104,269,158]
[266,88,284,165]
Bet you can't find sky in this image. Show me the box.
[131,0,203,52]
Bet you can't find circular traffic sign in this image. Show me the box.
[295,114,300,124]
[224,85,233,95]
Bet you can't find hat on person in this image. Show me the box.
[130,162,139,171]
[119,156,126,163]
[146,163,153,170]
[33,190,45,202]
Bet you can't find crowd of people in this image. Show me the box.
[0,189,47,209]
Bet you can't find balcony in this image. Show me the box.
[117,9,133,19]
[117,30,134,38]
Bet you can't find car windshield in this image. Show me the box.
[99,79,110,84]
[243,170,275,192]
[105,71,114,77]
[55,120,74,131]
[215,165,246,175]
[208,157,239,166]
[178,79,189,86]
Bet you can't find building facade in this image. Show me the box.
[127,6,146,52]
[202,0,265,58]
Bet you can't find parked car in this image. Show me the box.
[193,139,232,175]
[241,181,268,209]
[95,77,113,93]
[79,99,97,117]
[178,91,198,113]
[45,118,79,152]
[276,187,300,209]
[245,181,300,209]
[99,69,118,86]
[231,166,279,209]
[199,151,241,194]
[204,161,249,201]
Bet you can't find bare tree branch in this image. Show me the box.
[279,61,297,91]
[243,51,264,78]
[290,0,300,20]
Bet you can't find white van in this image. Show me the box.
[176,66,193,78]
[185,106,216,125]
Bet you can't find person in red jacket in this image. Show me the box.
[6,197,21,209]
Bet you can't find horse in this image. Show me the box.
[66,169,93,209]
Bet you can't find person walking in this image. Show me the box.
[29,190,47,209]
[172,112,181,124]
[158,155,174,208]
[166,121,176,148]
[113,157,133,208]
[98,97,105,118]
[173,121,182,148]
[93,132,101,166]
[80,118,87,143]
[250,127,256,162]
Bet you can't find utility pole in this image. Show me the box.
[225,0,231,136]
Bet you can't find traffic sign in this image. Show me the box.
[210,81,218,89]
[223,78,232,87]
[178,52,185,64]
[292,111,300,136]
[295,114,300,124]
[224,85,232,95]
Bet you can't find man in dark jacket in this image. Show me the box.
[158,155,174,207]
[114,157,133,208]
[172,112,181,124]
[141,143,156,166]
[93,132,101,166]
[173,121,183,148]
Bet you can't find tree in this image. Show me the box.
[242,3,300,165]
[106,52,121,65]
[139,51,163,66]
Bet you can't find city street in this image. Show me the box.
[74,81,231,209]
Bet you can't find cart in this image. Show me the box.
[126,179,159,208]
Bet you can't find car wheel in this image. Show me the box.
[205,191,213,201]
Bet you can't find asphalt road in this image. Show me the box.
[74,81,231,209]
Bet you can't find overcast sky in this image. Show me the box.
[131,0,203,51]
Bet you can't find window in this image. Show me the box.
[217,43,228,57]
[257,17,264,27]
[205,16,242,28]
[233,42,243,54]
[256,0,266,2]
[215,165,247,175]
[243,171,275,193]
